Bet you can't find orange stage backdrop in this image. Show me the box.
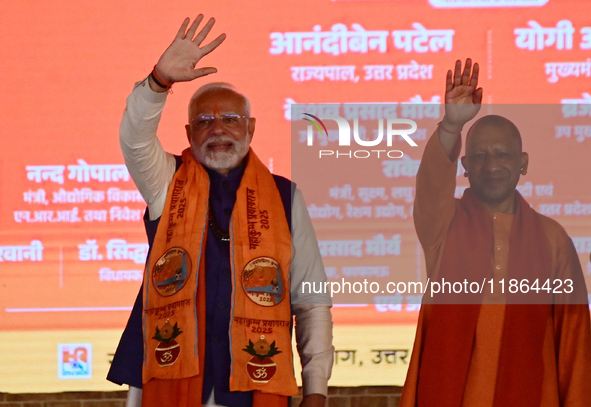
[1,0,590,392]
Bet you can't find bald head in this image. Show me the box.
[466,115,522,153]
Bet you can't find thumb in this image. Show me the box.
[473,87,484,104]
[189,67,218,80]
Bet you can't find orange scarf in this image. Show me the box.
[417,189,552,407]
[141,149,297,407]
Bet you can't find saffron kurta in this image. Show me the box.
[400,130,591,407]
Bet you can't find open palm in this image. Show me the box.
[444,59,483,127]
[155,15,226,84]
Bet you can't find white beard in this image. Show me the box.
[192,135,250,172]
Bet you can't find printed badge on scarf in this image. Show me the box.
[152,247,192,297]
[242,257,284,306]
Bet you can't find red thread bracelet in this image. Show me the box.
[151,65,174,89]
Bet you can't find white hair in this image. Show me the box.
[187,82,251,118]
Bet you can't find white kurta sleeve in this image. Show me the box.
[119,77,177,220]
[290,188,334,396]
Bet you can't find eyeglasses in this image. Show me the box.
[190,114,249,131]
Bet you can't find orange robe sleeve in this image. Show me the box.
[413,129,461,277]
[401,129,462,407]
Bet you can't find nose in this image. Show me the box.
[481,153,501,171]
[209,117,225,134]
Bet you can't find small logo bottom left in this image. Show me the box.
[58,343,92,379]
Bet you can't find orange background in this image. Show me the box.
[1,0,590,391]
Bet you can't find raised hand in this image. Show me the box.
[153,15,226,85]
[443,58,483,129]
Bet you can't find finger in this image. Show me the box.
[461,58,472,86]
[193,17,216,45]
[445,70,453,94]
[473,87,484,104]
[200,33,227,56]
[470,62,479,89]
[453,60,462,87]
[189,67,218,80]
[175,18,191,40]
[185,14,204,40]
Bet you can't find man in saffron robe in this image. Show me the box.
[400,59,591,407]
[107,15,333,407]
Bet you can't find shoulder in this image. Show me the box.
[272,173,297,206]
[537,212,573,247]
[535,212,581,270]
[174,155,183,170]
[272,174,296,193]
[272,174,291,183]
[535,211,588,302]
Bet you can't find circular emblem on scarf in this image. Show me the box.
[242,257,284,307]
[152,247,192,297]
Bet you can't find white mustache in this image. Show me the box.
[203,136,236,149]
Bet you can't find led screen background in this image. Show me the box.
[1,0,590,392]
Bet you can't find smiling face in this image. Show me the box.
[185,87,255,175]
[461,116,529,213]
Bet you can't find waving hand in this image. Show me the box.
[152,15,226,87]
[443,58,483,128]
[438,58,483,157]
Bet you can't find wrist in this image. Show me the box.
[148,65,174,93]
[440,116,464,134]
[148,75,169,93]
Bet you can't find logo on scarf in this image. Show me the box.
[152,247,192,297]
[153,319,183,367]
[243,335,281,383]
[242,257,284,306]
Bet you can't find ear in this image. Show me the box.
[247,117,256,142]
[460,155,468,174]
[185,124,191,143]
[520,151,529,175]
